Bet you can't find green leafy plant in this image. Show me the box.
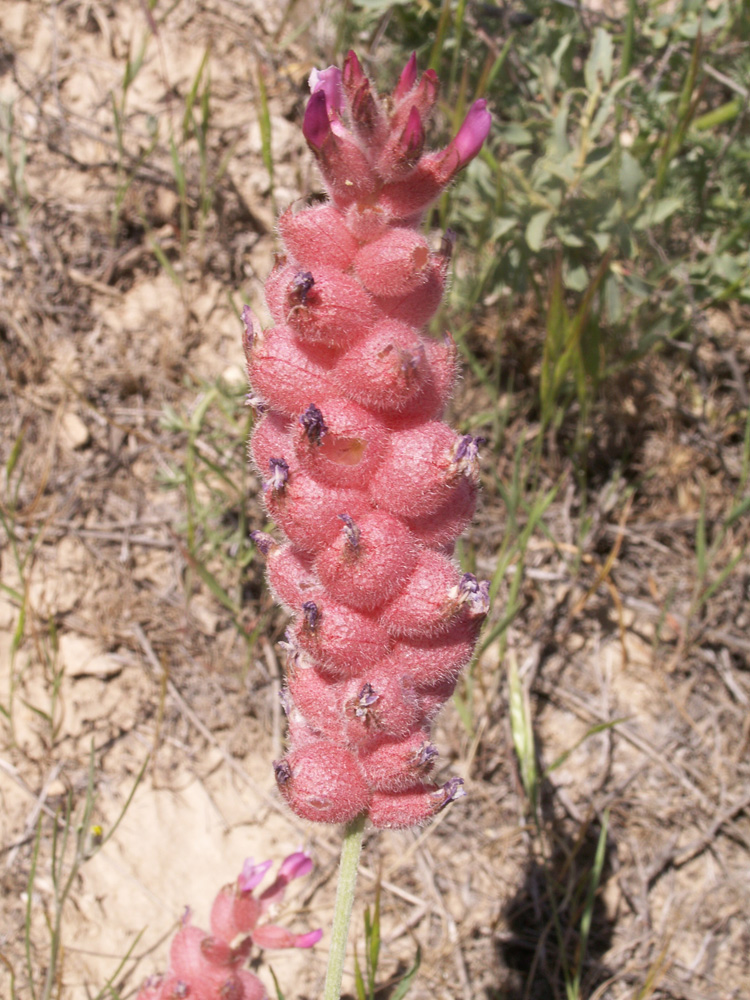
[348,0,750,454]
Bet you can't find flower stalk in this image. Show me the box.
[322,813,367,1000]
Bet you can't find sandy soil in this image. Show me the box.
[1,3,749,1000]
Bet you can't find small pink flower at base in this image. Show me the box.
[135,853,321,1000]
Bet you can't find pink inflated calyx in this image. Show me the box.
[246,54,491,829]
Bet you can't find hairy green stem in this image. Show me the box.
[322,813,367,1000]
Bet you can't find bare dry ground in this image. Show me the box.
[1,3,749,1000]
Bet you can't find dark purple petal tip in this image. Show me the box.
[303,89,332,151]
[338,513,361,548]
[355,682,379,717]
[301,600,319,631]
[291,270,315,305]
[250,530,275,555]
[299,403,328,446]
[274,759,292,785]
[266,456,289,493]
[432,776,466,811]
[416,742,439,769]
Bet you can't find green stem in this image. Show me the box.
[323,813,367,1000]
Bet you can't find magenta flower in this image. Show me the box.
[135,852,321,1000]
[451,99,492,169]
[308,65,343,114]
[244,52,492,830]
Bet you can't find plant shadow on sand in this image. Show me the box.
[493,783,616,999]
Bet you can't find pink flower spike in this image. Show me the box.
[294,928,324,949]
[393,52,418,102]
[303,90,332,151]
[238,857,273,893]
[452,99,492,169]
[309,66,343,113]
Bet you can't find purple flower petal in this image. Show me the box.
[294,928,323,949]
[308,66,343,113]
[452,99,491,168]
[277,850,314,882]
[303,90,332,151]
[238,858,273,893]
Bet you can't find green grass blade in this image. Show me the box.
[543,720,629,777]
[390,945,422,1000]
[572,809,610,998]
[269,967,286,1000]
[507,653,537,811]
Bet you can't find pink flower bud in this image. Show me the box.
[303,89,332,151]
[275,743,370,824]
[266,543,318,609]
[263,461,367,554]
[368,421,469,518]
[330,320,430,413]
[404,473,477,548]
[372,255,445,328]
[314,509,418,611]
[380,548,462,639]
[169,927,242,999]
[360,729,437,792]
[354,227,432,298]
[369,777,465,829]
[210,887,261,946]
[392,52,418,103]
[394,610,481,687]
[287,660,345,741]
[293,398,387,489]
[450,99,492,171]
[340,666,421,744]
[389,69,440,134]
[293,596,392,677]
[278,204,359,271]
[375,106,425,182]
[249,408,293,474]
[266,264,378,348]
